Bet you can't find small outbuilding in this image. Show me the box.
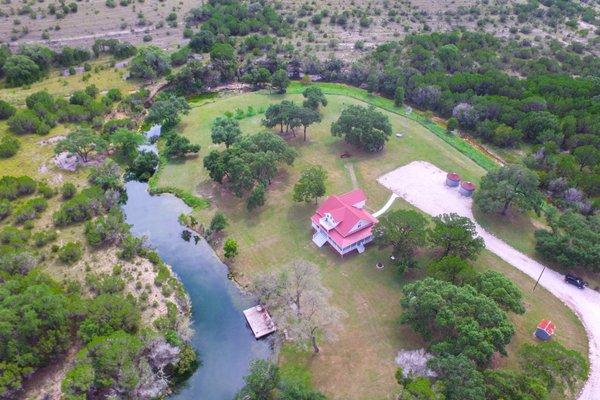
[459,181,476,197]
[534,319,555,341]
[243,305,276,339]
[446,172,461,187]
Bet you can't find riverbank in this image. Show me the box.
[122,180,273,400]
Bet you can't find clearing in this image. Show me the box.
[154,84,588,399]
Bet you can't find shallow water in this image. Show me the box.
[122,180,271,400]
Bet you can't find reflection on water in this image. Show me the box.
[122,181,272,400]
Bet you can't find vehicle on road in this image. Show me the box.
[565,274,587,289]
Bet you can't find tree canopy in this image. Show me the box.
[519,341,588,394]
[472,270,525,314]
[373,209,429,263]
[211,116,242,148]
[145,94,190,130]
[474,164,543,216]
[302,86,328,110]
[204,131,296,197]
[428,355,485,400]
[236,359,326,400]
[263,100,320,140]
[0,272,72,397]
[271,69,290,94]
[331,105,392,152]
[429,213,485,260]
[163,134,200,159]
[401,278,515,367]
[3,55,42,87]
[426,255,475,286]
[535,211,600,273]
[129,46,171,81]
[110,128,144,160]
[55,127,108,162]
[292,166,327,204]
[253,260,344,354]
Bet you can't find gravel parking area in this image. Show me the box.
[378,160,600,400]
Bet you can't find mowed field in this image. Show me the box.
[155,84,588,399]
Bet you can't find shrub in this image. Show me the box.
[0,176,37,200]
[37,181,55,198]
[0,226,31,246]
[128,151,158,181]
[70,90,93,106]
[173,343,198,380]
[246,183,266,211]
[446,117,458,133]
[170,46,190,66]
[13,197,48,223]
[60,182,77,200]
[3,55,42,86]
[58,242,83,264]
[118,235,146,260]
[84,211,129,247]
[32,229,58,247]
[8,109,48,135]
[0,199,11,221]
[85,84,99,98]
[223,238,238,259]
[105,88,122,102]
[86,273,125,294]
[88,160,122,190]
[52,186,106,226]
[77,294,140,343]
[0,135,20,158]
[210,212,227,232]
[0,272,71,396]
[102,118,135,136]
[0,100,16,119]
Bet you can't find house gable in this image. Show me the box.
[347,218,370,235]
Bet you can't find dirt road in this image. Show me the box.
[377,160,600,400]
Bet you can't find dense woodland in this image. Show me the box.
[0,0,599,399]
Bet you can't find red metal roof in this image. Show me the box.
[537,319,556,335]
[447,172,461,181]
[312,189,378,248]
[337,188,367,206]
[461,181,476,191]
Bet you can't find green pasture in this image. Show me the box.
[152,86,587,399]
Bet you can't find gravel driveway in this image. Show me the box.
[377,161,600,400]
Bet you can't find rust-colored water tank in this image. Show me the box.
[459,181,476,197]
[446,172,461,187]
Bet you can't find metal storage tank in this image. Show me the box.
[459,181,476,197]
[446,172,461,187]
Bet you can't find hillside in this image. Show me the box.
[1,0,598,59]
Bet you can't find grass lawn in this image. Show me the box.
[154,86,587,399]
